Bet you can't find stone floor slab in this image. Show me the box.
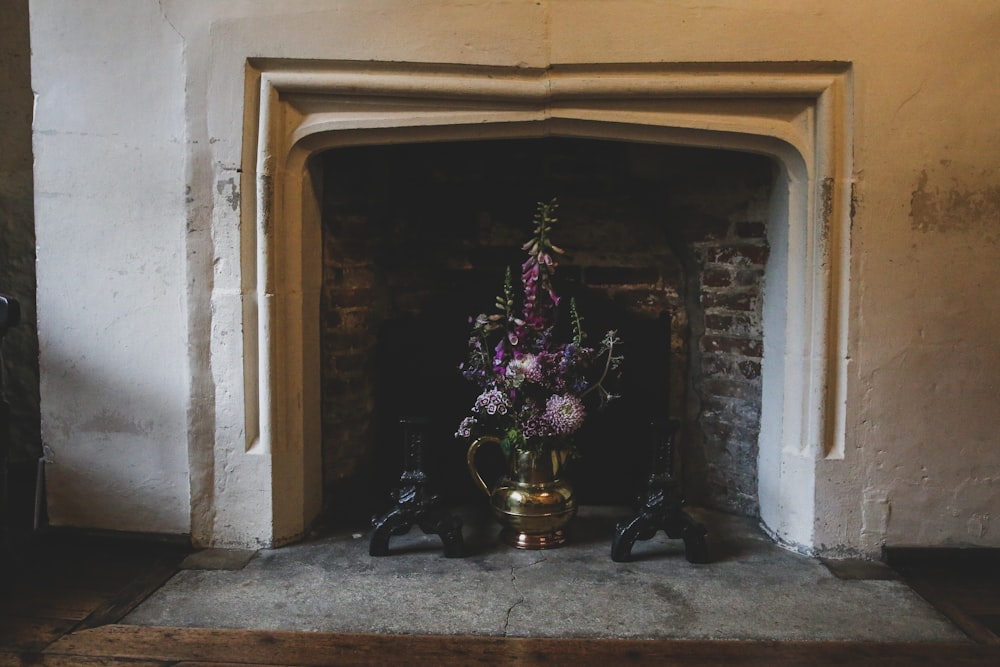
[123,507,969,642]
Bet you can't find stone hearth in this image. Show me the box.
[121,506,966,642]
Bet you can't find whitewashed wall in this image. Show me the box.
[31,0,190,533]
[29,0,1000,553]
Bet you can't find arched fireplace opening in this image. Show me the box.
[315,137,775,527]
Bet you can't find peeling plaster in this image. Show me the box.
[910,169,1000,235]
[967,513,991,539]
[216,177,239,212]
[821,176,835,228]
[860,492,891,552]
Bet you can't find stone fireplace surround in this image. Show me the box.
[236,59,852,553]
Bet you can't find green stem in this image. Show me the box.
[580,336,617,400]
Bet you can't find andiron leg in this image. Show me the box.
[611,420,709,564]
[369,417,464,558]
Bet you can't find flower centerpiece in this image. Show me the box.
[457,199,622,548]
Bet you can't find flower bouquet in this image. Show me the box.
[456,198,623,459]
[456,199,622,547]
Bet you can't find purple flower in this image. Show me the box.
[457,200,623,453]
[517,401,545,438]
[455,417,477,439]
[542,394,586,436]
[473,388,511,416]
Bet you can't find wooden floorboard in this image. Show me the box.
[899,577,1000,645]
[39,625,1000,667]
[0,653,169,667]
[75,554,186,630]
[888,552,1000,646]
[0,530,191,660]
[0,617,79,653]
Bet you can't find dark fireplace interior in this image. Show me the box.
[318,137,774,528]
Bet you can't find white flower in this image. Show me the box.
[507,354,542,384]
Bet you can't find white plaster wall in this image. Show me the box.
[30,0,1000,551]
[30,0,190,533]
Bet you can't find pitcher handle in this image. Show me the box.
[466,435,501,496]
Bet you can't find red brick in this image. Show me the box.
[328,264,377,288]
[739,359,761,380]
[321,309,343,330]
[735,268,765,287]
[701,377,758,400]
[335,307,370,332]
[701,335,763,357]
[705,311,758,337]
[325,287,376,307]
[334,353,369,373]
[701,291,755,311]
[704,313,735,332]
[701,268,733,287]
[705,244,770,267]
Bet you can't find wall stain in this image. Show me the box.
[850,181,859,226]
[910,169,1000,234]
[821,176,835,227]
[80,408,152,436]
[217,177,239,212]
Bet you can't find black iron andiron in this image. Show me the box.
[370,417,464,557]
[612,419,709,563]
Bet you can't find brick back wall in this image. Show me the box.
[689,221,770,516]
[320,138,772,521]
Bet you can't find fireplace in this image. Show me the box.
[226,60,852,551]
[29,2,1000,564]
[316,137,774,524]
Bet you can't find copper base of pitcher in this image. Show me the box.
[501,527,567,549]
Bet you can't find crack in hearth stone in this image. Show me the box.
[503,556,547,636]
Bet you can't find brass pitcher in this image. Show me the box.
[467,435,577,549]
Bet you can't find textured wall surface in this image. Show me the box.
[30,0,191,534]
[27,0,1000,551]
